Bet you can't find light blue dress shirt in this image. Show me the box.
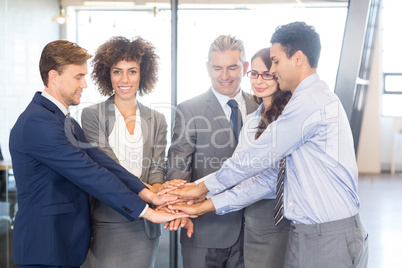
[204,74,360,224]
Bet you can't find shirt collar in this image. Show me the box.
[254,103,265,116]
[293,73,320,95]
[211,87,243,108]
[41,90,69,116]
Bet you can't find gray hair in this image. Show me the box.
[208,35,246,65]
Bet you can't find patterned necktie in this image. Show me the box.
[274,158,286,226]
[66,113,75,134]
[227,99,242,142]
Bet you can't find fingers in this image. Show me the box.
[163,217,194,238]
[153,193,179,206]
[184,219,194,238]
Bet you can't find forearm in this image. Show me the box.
[197,198,216,215]
[210,169,277,215]
[138,188,155,204]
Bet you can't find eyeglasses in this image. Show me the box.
[246,71,275,80]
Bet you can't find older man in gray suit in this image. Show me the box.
[167,35,259,268]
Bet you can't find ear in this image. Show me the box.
[206,61,212,77]
[242,61,250,76]
[48,70,59,85]
[293,50,305,67]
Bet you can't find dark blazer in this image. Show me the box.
[81,95,167,239]
[9,92,148,267]
[167,89,259,248]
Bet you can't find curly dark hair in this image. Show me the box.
[91,36,159,96]
[251,47,292,140]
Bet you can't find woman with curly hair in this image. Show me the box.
[81,36,187,267]
[243,47,291,268]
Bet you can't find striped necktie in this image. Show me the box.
[274,158,286,226]
[227,99,242,142]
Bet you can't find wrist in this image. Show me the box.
[199,199,215,215]
[139,188,155,204]
[199,181,209,195]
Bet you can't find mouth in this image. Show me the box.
[254,87,268,93]
[119,86,132,93]
[219,81,233,86]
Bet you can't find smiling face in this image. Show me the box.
[51,63,88,108]
[110,60,140,102]
[249,56,278,103]
[270,43,299,93]
[206,50,249,98]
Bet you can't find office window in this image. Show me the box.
[70,3,347,130]
[382,0,402,116]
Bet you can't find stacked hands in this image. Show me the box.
[147,180,214,238]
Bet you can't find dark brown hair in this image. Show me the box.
[39,40,92,87]
[251,47,291,139]
[91,36,159,96]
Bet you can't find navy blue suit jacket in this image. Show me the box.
[9,92,148,266]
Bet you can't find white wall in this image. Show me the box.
[0,0,60,159]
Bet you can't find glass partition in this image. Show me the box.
[1,1,348,267]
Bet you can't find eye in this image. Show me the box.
[247,71,258,78]
[262,73,273,79]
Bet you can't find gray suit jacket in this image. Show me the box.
[81,95,167,239]
[167,89,259,248]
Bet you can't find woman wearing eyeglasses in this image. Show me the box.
[243,47,291,268]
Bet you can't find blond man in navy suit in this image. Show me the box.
[9,40,188,268]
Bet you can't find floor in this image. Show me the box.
[357,173,402,268]
[155,173,402,268]
[1,173,402,268]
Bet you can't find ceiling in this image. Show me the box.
[61,0,348,8]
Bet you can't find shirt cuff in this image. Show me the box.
[210,194,231,215]
[139,204,149,218]
[203,172,227,195]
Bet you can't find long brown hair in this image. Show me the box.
[252,47,291,139]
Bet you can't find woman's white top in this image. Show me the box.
[109,104,143,178]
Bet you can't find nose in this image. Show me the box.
[82,78,88,89]
[257,74,265,82]
[122,71,130,83]
[270,66,276,75]
[221,69,230,80]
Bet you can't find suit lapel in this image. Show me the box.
[205,89,232,140]
[138,102,152,180]
[34,92,83,143]
[243,91,259,115]
[104,96,116,137]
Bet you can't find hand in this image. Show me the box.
[163,218,194,238]
[139,188,179,206]
[156,179,187,192]
[168,198,215,216]
[159,181,208,200]
[151,193,181,207]
[141,207,197,224]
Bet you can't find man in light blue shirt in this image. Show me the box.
[168,22,369,268]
